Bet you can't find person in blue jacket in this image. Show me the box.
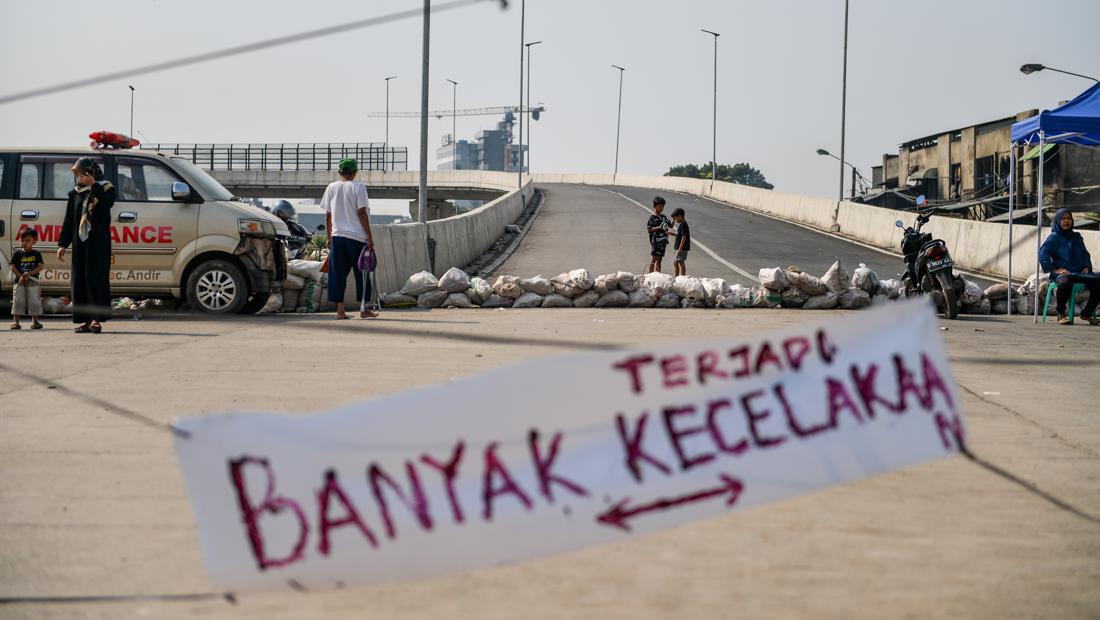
[1039,208,1099,325]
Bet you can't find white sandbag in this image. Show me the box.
[616,271,639,293]
[298,281,324,312]
[672,276,706,300]
[381,292,417,308]
[750,286,782,308]
[803,292,840,309]
[960,278,984,306]
[401,271,440,296]
[593,274,616,296]
[282,289,302,312]
[467,278,492,305]
[261,293,282,314]
[541,293,574,308]
[444,292,477,308]
[551,273,583,298]
[655,293,682,309]
[701,278,728,305]
[283,273,306,290]
[786,269,828,296]
[780,287,809,308]
[722,284,753,308]
[492,275,525,299]
[568,268,594,291]
[417,289,449,308]
[287,259,325,283]
[519,276,553,296]
[438,267,471,293]
[628,289,656,308]
[481,294,513,308]
[642,272,675,298]
[758,267,789,291]
[838,288,872,310]
[595,290,630,308]
[512,292,544,309]
[571,290,599,308]
[1015,294,1033,315]
[1018,272,1050,297]
[822,260,851,294]
[851,263,880,295]
[984,282,1010,302]
[879,278,903,300]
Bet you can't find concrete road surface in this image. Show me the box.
[1,308,1097,619]
[499,183,997,286]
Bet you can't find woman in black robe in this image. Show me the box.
[58,157,115,333]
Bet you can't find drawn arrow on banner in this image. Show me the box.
[596,474,745,532]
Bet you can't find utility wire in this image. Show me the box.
[0,0,501,106]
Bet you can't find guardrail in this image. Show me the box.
[139,143,408,172]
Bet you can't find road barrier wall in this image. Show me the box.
[534,173,1100,282]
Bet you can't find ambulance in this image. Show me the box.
[0,142,289,314]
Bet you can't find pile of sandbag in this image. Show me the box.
[267,259,337,313]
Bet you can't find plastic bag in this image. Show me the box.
[803,292,839,309]
[438,267,471,293]
[519,276,553,296]
[444,292,477,308]
[401,271,440,296]
[758,267,788,291]
[512,292,544,309]
[541,293,573,308]
[283,274,306,290]
[571,290,599,307]
[417,289,449,308]
[838,288,872,309]
[628,289,656,307]
[595,290,630,308]
[481,294,513,308]
[287,259,325,283]
[701,278,728,305]
[617,271,639,293]
[493,275,525,299]
[381,292,416,308]
[642,272,675,298]
[851,263,880,295]
[786,268,828,296]
[655,293,682,308]
[467,278,492,305]
[672,276,706,300]
[822,260,851,293]
[960,278,984,305]
[780,287,809,308]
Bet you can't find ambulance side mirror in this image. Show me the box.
[171,182,192,202]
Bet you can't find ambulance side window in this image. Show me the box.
[18,162,41,199]
[117,159,183,202]
[45,162,77,199]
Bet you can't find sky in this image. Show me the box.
[2,0,1099,202]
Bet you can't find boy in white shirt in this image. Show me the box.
[321,158,377,319]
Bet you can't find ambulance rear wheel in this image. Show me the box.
[187,260,248,314]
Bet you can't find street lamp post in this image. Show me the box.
[701,29,719,188]
[612,64,625,179]
[525,40,542,172]
[1019,63,1099,82]
[517,0,525,188]
[418,0,430,223]
[384,75,397,170]
[816,148,864,197]
[838,0,849,202]
[446,78,458,145]
[128,85,135,137]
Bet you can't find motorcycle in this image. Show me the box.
[895,207,962,319]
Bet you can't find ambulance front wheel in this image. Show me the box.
[187,259,248,314]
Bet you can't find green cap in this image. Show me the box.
[338,158,358,175]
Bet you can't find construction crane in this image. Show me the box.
[368,105,545,120]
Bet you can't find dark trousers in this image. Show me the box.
[327,236,366,304]
[1055,273,1100,317]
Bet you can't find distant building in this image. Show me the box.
[867,108,1100,222]
[435,112,527,173]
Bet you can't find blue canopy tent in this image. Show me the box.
[1007,82,1100,320]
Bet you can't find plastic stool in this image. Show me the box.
[1042,281,1085,322]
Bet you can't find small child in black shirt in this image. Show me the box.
[10,228,45,330]
[671,208,690,277]
[646,196,672,273]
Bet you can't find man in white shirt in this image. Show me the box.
[322,158,377,319]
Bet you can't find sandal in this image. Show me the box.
[74,324,92,333]
[31,321,43,330]
[90,322,102,334]
[9,323,20,330]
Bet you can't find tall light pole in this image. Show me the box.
[384,75,397,170]
[418,0,430,223]
[1020,63,1099,82]
[516,0,526,188]
[817,148,864,197]
[612,64,625,179]
[701,29,719,188]
[838,0,849,202]
[446,78,458,169]
[128,85,135,137]
[525,40,542,172]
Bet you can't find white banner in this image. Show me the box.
[174,299,965,591]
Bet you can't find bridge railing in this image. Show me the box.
[139,143,408,172]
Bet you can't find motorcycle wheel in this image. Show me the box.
[935,271,959,319]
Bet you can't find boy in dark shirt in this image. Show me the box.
[646,196,672,273]
[10,228,45,329]
[671,208,690,276]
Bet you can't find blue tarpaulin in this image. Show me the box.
[1011,82,1100,145]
